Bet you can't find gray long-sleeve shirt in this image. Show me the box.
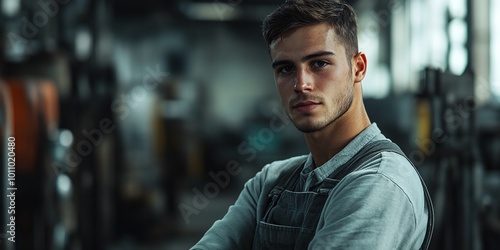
[191,123,428,249]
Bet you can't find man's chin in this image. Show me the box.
[293,122,323,133]
[292,117,337,133]
[288,113,327,133]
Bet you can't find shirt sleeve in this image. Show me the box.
[190,165,268,250]
[309,154,426,250]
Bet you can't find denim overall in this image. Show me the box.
[254,140,434,250]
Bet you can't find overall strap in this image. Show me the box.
[272,157,306,191]
[330,140,434,250]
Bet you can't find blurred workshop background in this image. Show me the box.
[1,0,500,249]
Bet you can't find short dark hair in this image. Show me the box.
[262,0,359,59]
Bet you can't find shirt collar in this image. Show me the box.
[300,123,384,190]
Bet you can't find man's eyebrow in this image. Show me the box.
[272,59,292,69]
[271,51,335,68]
[303,51,335,61]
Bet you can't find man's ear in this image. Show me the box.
[353,52,367,83]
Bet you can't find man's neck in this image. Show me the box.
[305,86,371,168]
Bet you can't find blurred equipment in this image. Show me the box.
[0,80,14,250]
[416,68,485,250]
[476,104,500,250]
[0,77,67,250]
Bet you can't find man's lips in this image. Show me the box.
[292,101,320,111]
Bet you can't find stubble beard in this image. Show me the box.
[288,86,354,133]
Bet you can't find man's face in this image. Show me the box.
[270,23,356,133]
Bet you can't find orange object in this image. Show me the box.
[2,78,59,173]
[37,79,59,137]
[0,82,13,146]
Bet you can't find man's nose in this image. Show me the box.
[294,68,313,93]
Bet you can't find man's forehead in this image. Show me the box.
[269,24,343,59]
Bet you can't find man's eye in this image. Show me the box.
[312,61,328,68]
[278,66,294,74]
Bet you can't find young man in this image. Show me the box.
[191,0,433,249]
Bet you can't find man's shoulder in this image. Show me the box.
[354,148,422,188]
[377,151,424,195]
[352,149,425,213]
[375,151,421,184]
[353,140,418,180]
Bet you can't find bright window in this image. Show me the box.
[491,0,500,98]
